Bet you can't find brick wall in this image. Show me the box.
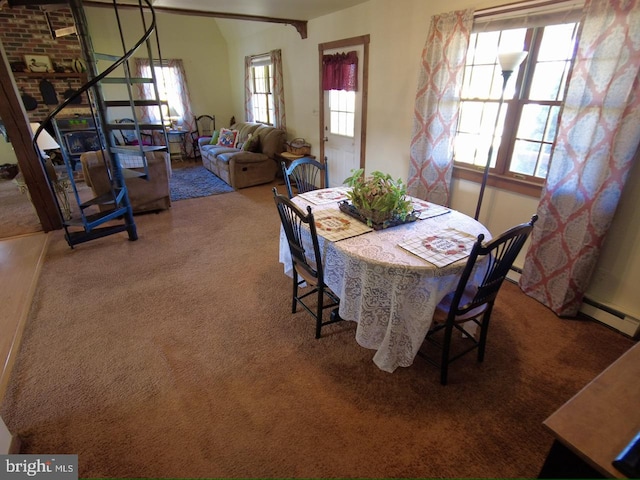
[0,5,89,123]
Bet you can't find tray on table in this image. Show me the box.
[338,200,420,231]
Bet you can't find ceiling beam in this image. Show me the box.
[83,1,308,39]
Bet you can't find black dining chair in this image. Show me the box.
[191,114,215,158]
[273,187,342,338]
[115,118,153,146]
[281,157,329,199]
[421,214,538,385]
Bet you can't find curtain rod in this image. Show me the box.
[475,0,584,18]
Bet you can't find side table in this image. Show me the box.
[167,130,188,162]
[14,168,72,220]
[276,152,316,178]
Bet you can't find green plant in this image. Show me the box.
[344,169,413,224]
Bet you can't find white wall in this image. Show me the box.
[0,416,12,453]
[0,123,18,164]
[84,7,235,128]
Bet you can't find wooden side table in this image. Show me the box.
[167,130,188,161]
[276,152,316,178]
[13,168,72,220]
[540,342,640,478]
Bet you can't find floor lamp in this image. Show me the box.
[474,51,528,220]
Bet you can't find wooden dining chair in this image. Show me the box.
[191,114,215,158]
[281,157,329,199]
[421,214,538,385]
[273,187,342,338]
[115,118,153,146]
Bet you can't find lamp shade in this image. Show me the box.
[498,51,528,73]
[30,122,60,151]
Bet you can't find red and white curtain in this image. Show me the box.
[407,9,474,206]
[270,49,286,130]
[519,0,640,316]
[244,55,254,123]
[322,51,358,91]
[135,58,195,154]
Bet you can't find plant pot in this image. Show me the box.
[338,201,419,230]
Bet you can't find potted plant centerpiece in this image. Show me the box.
[339,169,418,229]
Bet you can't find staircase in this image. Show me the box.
[29,0,169,248]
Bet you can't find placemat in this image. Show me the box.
[313,209,373,242]
[299,187,350,205]
[399,228,478,267]
[411,198,451,220]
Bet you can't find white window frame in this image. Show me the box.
[250,55,274,125]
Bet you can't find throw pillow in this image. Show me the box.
[208,130,220,145]
[242,134,260,152]
[217,128,238,147]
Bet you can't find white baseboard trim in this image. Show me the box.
[506,268,639,339]
[580,300,640,338]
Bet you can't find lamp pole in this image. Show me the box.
[474,51,528,221]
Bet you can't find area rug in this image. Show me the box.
[169,165,234,201]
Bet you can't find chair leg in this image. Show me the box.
[291,271,298,313]
[477,308,493,363]
[440,323,454,385]
[315,286,324,339]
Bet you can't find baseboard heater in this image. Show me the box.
[580,297,640,339]
[505,267,639,339]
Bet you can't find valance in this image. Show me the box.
[322,51,358,91]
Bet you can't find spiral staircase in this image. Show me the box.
[25,0,169,247]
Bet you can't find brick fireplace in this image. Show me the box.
[0,5,89,123]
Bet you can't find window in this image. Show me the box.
[153,64,181,122]
[137,59,192,128]
[454,14,580,187]
[250,56,274,125]
[328,90,356,137]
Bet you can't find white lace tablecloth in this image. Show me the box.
[278,190,491,373]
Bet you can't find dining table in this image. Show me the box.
[278,186,491,373]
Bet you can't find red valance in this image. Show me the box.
[322,51,358,91]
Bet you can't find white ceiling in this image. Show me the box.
[150,0,369,21]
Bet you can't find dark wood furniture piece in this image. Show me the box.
[190,114,215,158]
[540,342,640,478]
[421,215,538,385]
[272,187,342,339]
[281,157,328,199]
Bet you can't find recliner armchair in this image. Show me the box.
[80,150,172,213]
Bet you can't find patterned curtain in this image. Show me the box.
[407,9,474,206]
[244,55,254,123]
[520,0,640,317]
[322,51,358,91]
[270,49,286,130]
[134,58,195,154]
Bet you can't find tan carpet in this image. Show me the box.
[0,178,42,239]
[1,181,635,478]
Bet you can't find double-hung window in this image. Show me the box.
[250,55,274,125]
[453,3,583,193]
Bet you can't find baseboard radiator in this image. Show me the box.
[507,267,640,339]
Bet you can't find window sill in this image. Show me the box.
[452,165,543,198]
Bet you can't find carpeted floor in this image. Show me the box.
[0,178,42,239]
[1,182,635,478]
[170,165,234,201]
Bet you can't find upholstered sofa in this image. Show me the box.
[80,150,172,213]
[198,122,285,189]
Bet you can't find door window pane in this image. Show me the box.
[329,90,355,137]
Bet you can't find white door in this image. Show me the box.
[323,45,364,187]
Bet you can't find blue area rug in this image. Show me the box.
[170,166,234,201]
